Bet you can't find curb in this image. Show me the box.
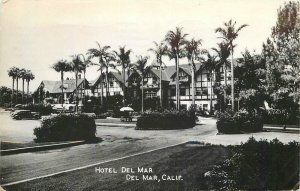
[263,127,300,133]
[96,123,136,128]
[0,141,85,156]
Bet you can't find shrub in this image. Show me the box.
[204,137,299,190]
[262,108,297,125]
[216,109,263,134]
[136,109,196,130]
[34,113,96,142]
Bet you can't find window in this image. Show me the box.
[170,89,176,96]
[110,81,114,87]
[207,73,211,81]
[153,77,157,84]
[180,88,186,96]
[145,91,156,98]
[202,88,208,96]
[196,88,201,96]
[114,92,120,95]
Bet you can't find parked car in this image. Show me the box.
[11,110,41,120]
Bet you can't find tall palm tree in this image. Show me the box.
[15,68,21,104]
[165,27,188,110]
[87,42,111,105]
[132,56,150,112]
[203,52,218,113]
[103,52,116,97]
[184,38,203,106]
[113,46,132,106]
[215,19,248,111]
[7,66,18,107]
[25,70,35,103]
[148,41,168,108]
[19,68,27,104]
[79,54,92,98]
[212,42,231,107]
[52,59,72,107]
[70,55,84,112]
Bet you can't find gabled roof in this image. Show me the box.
[40,79,85,93]
[149,68,170,81]
[166,63,202,78]
[92,71,129,87]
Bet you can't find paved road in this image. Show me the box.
[0,110,40,142]
[1,110,299,188]
[0,113,217,186]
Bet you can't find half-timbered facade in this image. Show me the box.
[91,71,125,97]
[36,78,89,104]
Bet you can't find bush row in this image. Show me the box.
[204,137,299,190]
[136,110,197,130]
[262,109,298,125]
[34,113,96,142]
[216,109,263,134]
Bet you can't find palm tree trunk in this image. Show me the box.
[16,77,19,104]
[106,66,109,97]
[100,69,104,106]
[191,63,195,106]
[75,70,78,112]
[61,71,64,107]
[210,71,213,113]
[22,78,25,104]
[141,76,144,112]
[83,70,86,98]
[231,45,234,111]
[11,78,15,107]
[224,63,227,108]
[159,59,163,108]
[27,80,30,104]
[175,54,180,110]
[122,66,126,106]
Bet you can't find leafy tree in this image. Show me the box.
[261,1,300,119]
[235,50,266,112]
[0,86,12,107]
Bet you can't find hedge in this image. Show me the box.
[204,137,299,190]
[216,109,263,134]
[34,113,96,142]
[136,110,197,130]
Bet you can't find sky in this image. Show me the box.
[0,0,288,91]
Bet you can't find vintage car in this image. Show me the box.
[11,110,41,120]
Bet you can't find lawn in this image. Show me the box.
[4,144,229,191]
